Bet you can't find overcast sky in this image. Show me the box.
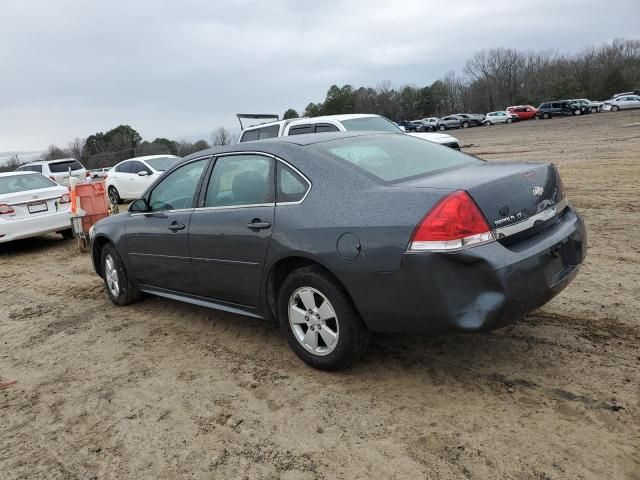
[1,0,639,151]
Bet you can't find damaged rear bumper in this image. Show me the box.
[340,206,586,334]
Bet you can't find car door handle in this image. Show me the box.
[168,222,185,232]
[246,220,271,230]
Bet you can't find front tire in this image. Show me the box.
[611,105,620,112]
[461,121,469,128]
[506,117,513,124]
[543,112,550,119]
[278,266,370,370]
[108,186,121,205]
[573,109,581,116]
[59,229,74,240]
[101,243,141,306]
[438,124,446,131]
[483,121,492,126]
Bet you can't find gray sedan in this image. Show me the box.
[90,132,586,370]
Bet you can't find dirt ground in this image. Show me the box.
[1,111,639,480]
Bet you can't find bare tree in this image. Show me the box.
[211,127,234,146]
[67,138,85,161]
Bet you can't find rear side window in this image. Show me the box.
[341,117,402,133]
[277,163,309,203]
[49,160,83,172]
[315,123,339,133]
[258,125,279,139]
[204,155,274,207]
[288,125,314,136]
[240,129,260,142]
[0,174,56,194]
[116,162,131,173]
[313,134,479,184]
[551,102,561,108]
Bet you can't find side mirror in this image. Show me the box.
[138,171,149,176]
[129,198,149,213]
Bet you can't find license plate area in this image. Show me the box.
[547,237,579,285]
[28,201,48,214]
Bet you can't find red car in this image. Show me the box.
[506,105,538,120]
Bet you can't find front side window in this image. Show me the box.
[315,123,339,133]
[277,163,309,203]
[313,134,479,184]
[148,159,207,211]
[288,125,314,136]
[204,155,274,208]
[129,161,152,175]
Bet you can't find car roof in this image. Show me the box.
[0,170,40,177]
[20,157,79,166]
[183,131,400,161]
[118,154,179,163]
[241,113,383,132]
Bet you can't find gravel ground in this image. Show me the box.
[1,110,639,479]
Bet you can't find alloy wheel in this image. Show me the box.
[104,254,120,297]
[288,287,339,356]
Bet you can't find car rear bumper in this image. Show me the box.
[0,209,71,243]
[338,205,587,334]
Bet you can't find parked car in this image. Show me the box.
[417,117,440,131]
[16,158,88,186]
[396,120,424,132]
[570,99,603,113]
[453,113,484,127]
[483,111,518,125]
[238,113,461,149]
[0,171,72,243]
[603,95,640,111]
[506,105,538,120]
[406,132,461,150]
[536,101,583,119]
[88,168,110,180]
[611,89,640,99]
[90,132,586,370]
[437,116,462,130]
[106,155,180,204]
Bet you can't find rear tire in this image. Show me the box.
[108,186,121,205]
[59,229,74,240]
[101,243,141,306]
[278,266,370,371]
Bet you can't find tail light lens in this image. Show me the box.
[408,190,494,252]
[0,204,15,215]
[59,193,71,204]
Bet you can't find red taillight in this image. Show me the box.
[0,204,15,215]
[59,193,71,204]
[409,190,494,251]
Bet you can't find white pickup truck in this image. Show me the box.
[237,113,461,150]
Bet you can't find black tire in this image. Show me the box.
[543,112,550,119]
[100,243,141,306]
[461,121,469,128]
[278,265,370,370]
[573,109,581,116]
[108,186,121,205]
[483,121,492,126]
[611,105,620,112]
[438,124,446,131]
[59,229,74,240]
[506,117,513,124]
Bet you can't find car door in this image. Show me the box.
[125,157,210,294]
[189,153,276,308]
[128,160,153,198]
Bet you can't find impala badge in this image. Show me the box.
[532,186,544,197]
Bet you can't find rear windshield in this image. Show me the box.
[340,117,402,133]
[49,160,83,172]
[0,174,57,194]
[145,156,178,171]
[312,134,479,183]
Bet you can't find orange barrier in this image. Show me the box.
[75,181,109,233]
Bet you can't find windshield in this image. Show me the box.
[312,134,479,183]
[145,156,179,171]
[341,117,403,133]
[0,174,57,194]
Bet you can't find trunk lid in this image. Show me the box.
[0,186,69,220]
[397,161,565,236]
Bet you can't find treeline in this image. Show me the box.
[0,125,235,172]
[299,38,640,120]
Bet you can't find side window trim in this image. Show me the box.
[194,151,311,210]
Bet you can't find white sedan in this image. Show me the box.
[0,171,72,243]
[106,155,180,204]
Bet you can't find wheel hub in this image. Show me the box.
[288,287,339,356]
[104,254,120,297]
